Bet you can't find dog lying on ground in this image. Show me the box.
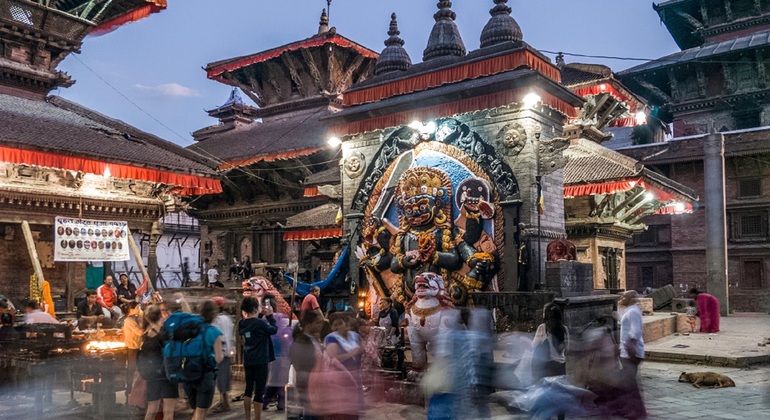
[678,372,736,389]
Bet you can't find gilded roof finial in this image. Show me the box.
[423,1,466,61]
[480,0,523,48]
[375,13,412,75]
[318,8,329,34]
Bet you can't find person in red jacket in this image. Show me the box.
[97,276,122,320]
[689,288,720,333]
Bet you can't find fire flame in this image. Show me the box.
[86,341,126,352]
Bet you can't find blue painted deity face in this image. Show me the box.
[402,196,436,228]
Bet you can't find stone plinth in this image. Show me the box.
[638,297,654,315]
[545,260,593,297]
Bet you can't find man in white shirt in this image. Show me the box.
[210,296,235,413]
[208,264,224,288]
[618,290,646,419]
[24,300,59,324]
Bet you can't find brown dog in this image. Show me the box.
[678,372,736,389]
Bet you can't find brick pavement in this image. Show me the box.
[0,360,768,419]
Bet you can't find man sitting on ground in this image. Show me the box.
[77,290,105,329]
[97,276,122,319]
[24,300,59,324]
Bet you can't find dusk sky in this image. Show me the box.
[56,1,680,148]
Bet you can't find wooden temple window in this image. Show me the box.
[735,58,756,91]
[640,266,655,289]
[739,178,762,198]
[635,226,659,245]
[740,259,764,289]
[731,211,768,240]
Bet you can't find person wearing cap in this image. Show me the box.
[210,296,235,413]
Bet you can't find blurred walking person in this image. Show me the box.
[262,294,293,412]
[210,297,235,413]
[617,291,646,419]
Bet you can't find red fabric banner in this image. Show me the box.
[331,86,577,136]
[344,49,561,107]
[0,145,221,196]
[563,179,642,198]
[283,228,343,241]
[572,83,643,112]
[218,147,324,171]
[91,1,168,36]
[303,187,321,197]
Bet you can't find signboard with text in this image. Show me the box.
[54,217,130,262]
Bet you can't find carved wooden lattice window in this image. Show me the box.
[735,58,755,91]
[679,75,700,100]
[741,260,763,289]
[739,178,762,198]
[732,211,769,240]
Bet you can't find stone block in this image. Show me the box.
[638,297,654,315]
[545,260,593,297]
[671,298,691,313]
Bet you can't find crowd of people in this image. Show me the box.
[0,271,729,420]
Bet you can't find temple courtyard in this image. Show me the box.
[1,314,767,420]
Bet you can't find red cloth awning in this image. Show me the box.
[0,145,221,196]
[572,82,644,113]
[655,202,693,215]
[283,228,342,241]
[91,1,167,36]
[344,49,561,107]
[331,86,578,136]
[303,186,321,197]
[565,178,686,206]
[218,147,324,171]
[564,179,641,198]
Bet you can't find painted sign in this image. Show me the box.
[54,217,129,262]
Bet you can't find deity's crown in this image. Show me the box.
[397,168,450,204]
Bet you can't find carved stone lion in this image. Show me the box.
[343,151,366,179]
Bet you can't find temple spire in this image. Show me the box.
[318,8,329,34]
[375,13,412,75]
[480,0,523,48]
[423,1,466,61]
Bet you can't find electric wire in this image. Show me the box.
[69,55,339,191]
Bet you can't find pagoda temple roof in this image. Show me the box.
[616,126,770,165]
[304,167,340,187]
[344,42,561,106]
[285,202,339,229]
[564,138,697,203]
[187,105,333,171]
[620,28,770,75]
[0,93,220,195]
[205,31,378,83]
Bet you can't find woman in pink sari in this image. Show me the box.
[690,288,720,333]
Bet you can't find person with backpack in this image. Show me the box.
[138,304,178,420]
[162,304,224,420]
[239,296,278,420]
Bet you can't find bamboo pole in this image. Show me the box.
[21,221,44,289]
[126,228,150,289]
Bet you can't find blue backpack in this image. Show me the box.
[161,312,216,382]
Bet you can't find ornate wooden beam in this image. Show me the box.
[611,187,645,217]
[222,71,266,107]
[334,55,365,94]
[301,49,323,93]
[281,52,306,96]
[264,61,285,101]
